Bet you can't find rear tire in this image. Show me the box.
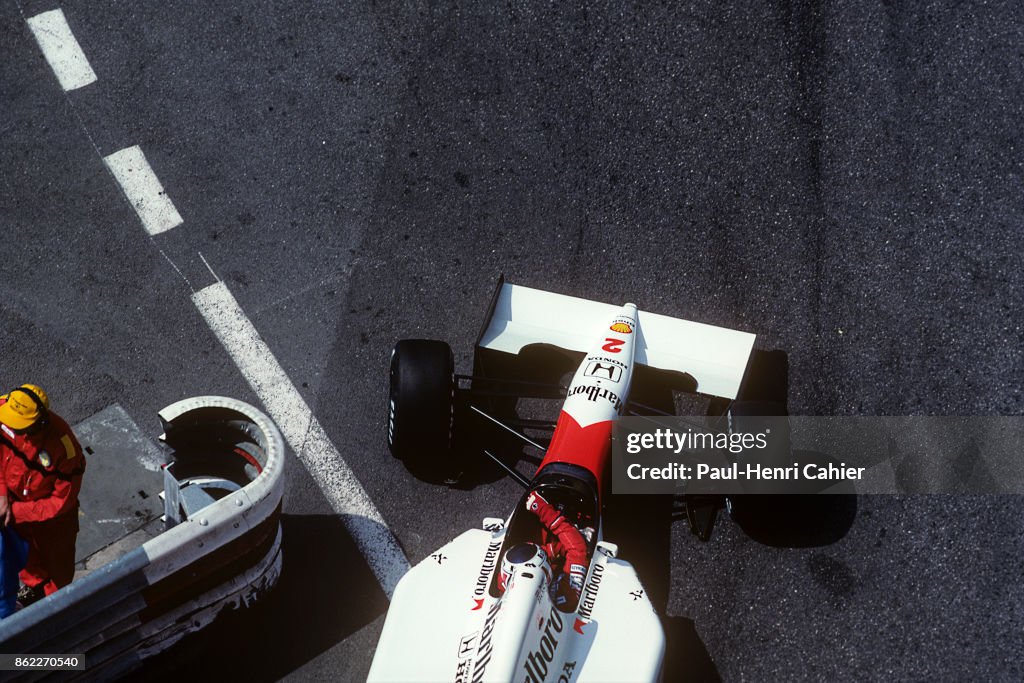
[715,350,797,536]
[388,340,455,479]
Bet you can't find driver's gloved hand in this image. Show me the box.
[525,490,550,513]
[526,491,565,531]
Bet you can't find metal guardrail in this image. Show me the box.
[0,397,286,681]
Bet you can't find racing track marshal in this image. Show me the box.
[0,385,86,608]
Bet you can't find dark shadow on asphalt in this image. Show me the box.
[128,513,387,682]
[604,492,722,681]
[729,487,858,549]
[662,616,722,683]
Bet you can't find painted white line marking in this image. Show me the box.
[26,9,97,91]
[192,281,411,598]
[104,146,183,235]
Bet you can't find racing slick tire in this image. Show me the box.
[724,399,790,526]
[388,339,456,479]
[725,400,856,545]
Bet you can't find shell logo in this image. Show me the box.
[610,322,633,334]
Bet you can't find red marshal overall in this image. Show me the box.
[0,402,86,596]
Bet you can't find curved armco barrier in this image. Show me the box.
[0,397,286,681]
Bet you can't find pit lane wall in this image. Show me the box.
[0,397,286,681]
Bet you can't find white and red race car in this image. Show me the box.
[369,279,762,683]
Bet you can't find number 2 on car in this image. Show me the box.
[601,338,624,353]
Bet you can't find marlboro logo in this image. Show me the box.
[567,384,622,412]
[521,606,564,683]
[471,602,502,682]
[576,562,605,623]
[470,540,502,609]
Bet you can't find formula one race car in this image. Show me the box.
[369,279,766,682]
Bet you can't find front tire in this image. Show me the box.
[388,340,455,479]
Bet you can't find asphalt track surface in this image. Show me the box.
[3,1,1023,681]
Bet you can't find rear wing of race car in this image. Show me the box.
[475,278,756,400]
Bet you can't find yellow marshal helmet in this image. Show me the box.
[0,384,50,431]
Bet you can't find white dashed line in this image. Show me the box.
[20,0,408,605]
[104,145,184,235]
[26,9,97,91]
[192,280,411,598]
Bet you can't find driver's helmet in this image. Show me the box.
[498,542,550,593]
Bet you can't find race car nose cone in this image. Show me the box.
[609,303,638,334]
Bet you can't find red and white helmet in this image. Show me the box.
[497,542,551,593]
